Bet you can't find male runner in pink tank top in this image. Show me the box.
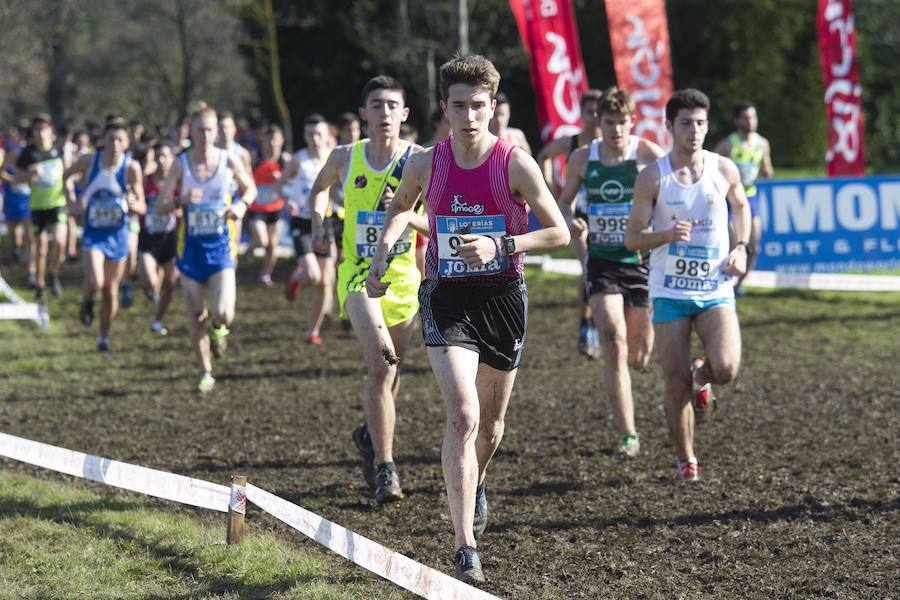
[367,54,569,584]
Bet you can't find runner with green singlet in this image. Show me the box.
[16,114,68,300]
[558,87,665,458]
[308,75,428,504]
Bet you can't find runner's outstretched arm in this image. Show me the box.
[63,155,91,216]
[505,148,569,253]
[720,157,750,276]
[125,159,146,216]
[365,151,428,298]
[227,153,257,220]
[308,146,348,247]
[155,159,183,214]
[556,147,588,238]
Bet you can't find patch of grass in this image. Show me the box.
[0,472,405,599]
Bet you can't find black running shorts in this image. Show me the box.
[247,210,281,226]
[290,216,333,258]
[419,278,528,371]
[138,230,177,264]
[31,207,66,234]
[584,256,650,308]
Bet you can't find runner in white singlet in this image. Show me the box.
[625,89,750,482]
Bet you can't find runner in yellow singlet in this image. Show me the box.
[308,75,427,504]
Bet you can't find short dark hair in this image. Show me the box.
[580,89,604,109]
[440,54,501,100]
[338,112,359,127]
[360,75,406,107]
[103,120,128,135]
[732,100,756,119]
[665,88,710,123]
[31,113,52,131]
[304,113,326,127]
[494,92,509,106]
[219,111,236,121]
[598,86,636,117]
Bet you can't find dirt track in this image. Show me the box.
[1,259,898,598]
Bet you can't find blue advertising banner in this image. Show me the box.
[755,176,900,273]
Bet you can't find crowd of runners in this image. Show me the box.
[0,54,773,584]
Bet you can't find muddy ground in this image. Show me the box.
[1,257,898,599]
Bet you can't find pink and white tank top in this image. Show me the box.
[424,138,527,283]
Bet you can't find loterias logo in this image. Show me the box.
[354,175,367,189]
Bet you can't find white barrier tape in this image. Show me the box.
[246,484,500,600]
[0,303,41,321]
[0,432,230,512]
[0,272,30,305]
[524,254,900,292]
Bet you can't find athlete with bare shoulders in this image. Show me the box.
[309,76,427,504]
[714,101,773,295]
[558,87,665,457]
[156,105,258,393]
[625,89,750,481]
[367,55,569,583]
[538,89,605,357]
[65,121,146,351]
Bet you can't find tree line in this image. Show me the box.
[1,0,896,170]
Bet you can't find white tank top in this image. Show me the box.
[588,135,639,162]
[287,149,323,219]
[81,152,127,201]
[179,149,232,205]
[649,151,734,301]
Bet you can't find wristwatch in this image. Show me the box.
[501,234,516,257]
[735,241,749,250]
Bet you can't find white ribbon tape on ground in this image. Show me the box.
[523,255,900,292]
[0,432,230,512]
[0,272,43,324]
[246,484,500,600]
[0,431,497,598]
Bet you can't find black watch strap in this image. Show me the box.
[502,234,516,257]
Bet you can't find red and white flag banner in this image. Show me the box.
[818,0,865,176]
[509,0,589,143]
[604,0,674,150]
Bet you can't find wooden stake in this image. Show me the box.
[226,475,247,545]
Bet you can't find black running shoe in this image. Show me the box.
[119,283,133,308]
[374,463,403,504]
[351,424,376,491]
[50,275,62,298]
[80,297,94,326]
[96,337,109,352]
[35,286,45,302]
[454,545,485,584]
[473,481,488,539]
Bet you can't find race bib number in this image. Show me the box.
[588,202,630,246]
[736,162,760,188]
[187,201,226,237]
[35,160,62,188]
[436,214,508,278]
[255,184,278,206]
[87,193,125,229]
[145,210,175,234]
[355,211,412,259]
[663,244,721,292]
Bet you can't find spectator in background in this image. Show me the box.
[489,92,531,155]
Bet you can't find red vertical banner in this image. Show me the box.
[509,0,589,143]
[818,0,865,176]
[604,0,674,150]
